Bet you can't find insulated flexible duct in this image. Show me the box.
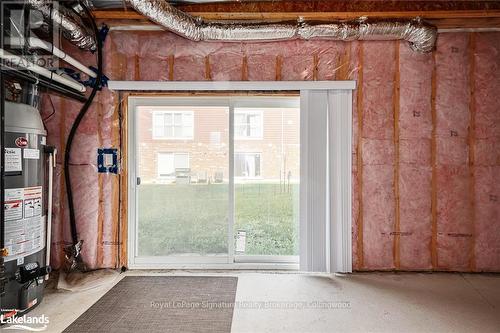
[27,0,96,51]
[125,0,437,52]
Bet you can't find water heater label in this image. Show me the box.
[5,148,22,172]
[23,148,40,160]
[4,186,45,262]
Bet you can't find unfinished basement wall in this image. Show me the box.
[42,30,500,272]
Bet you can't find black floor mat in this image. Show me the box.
[63,276,238,333]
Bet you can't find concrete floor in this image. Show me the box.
[22,271,500,333]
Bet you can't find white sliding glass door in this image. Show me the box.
[129,96,300,268]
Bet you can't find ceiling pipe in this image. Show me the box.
[125,0,437,52]
[7,37,97,78]
[27,0,97,51]
[0,48,86,92]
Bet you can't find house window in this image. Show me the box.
[235,153,261,178]
[234,109,263,139]
[152,111,193,139]
[157,152,189,178]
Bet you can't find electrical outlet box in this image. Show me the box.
[97,148,119,174]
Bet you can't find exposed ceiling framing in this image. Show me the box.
[92,1,500,30]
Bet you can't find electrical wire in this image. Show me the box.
[63,0,102,268]
[42,95,56,122]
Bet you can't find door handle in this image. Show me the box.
[136,177,141,186]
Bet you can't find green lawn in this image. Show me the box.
[137,183,299,256]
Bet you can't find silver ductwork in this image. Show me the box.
[27,0,96,51]
[125,0,437,53]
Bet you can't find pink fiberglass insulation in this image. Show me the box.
[211,52,245,81]
[49,40,122,270]
[362,165,395,269]
[398,42,433,269]
[109,32,352,82]
[101,40,123,269]
[247,54,276,81]
[361,41,396,270]
[96,90,118,269]
[59,96,95,270]
[435,33,474,270]
[473,33,500,271]
[61,95,101,270]
[40,90,117,270]
[317,42,352,81]
[40,29,500,271]
[139,57,170,81]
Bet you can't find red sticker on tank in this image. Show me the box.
[15,137,28,147]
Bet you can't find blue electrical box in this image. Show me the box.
[97,148,119,174]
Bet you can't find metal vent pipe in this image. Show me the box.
[27,0,97,51]
[125,0,437,52]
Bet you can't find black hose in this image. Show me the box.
[64,2,103,256]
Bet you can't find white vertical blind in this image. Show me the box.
[299,90,328,272]
[328,91,353,273]
[300,89,353,273]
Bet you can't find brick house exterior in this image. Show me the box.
[137,105,299,184]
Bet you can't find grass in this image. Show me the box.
[137,183,299,257]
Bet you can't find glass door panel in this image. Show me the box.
[136,105,229,258]
[233,100,300,259]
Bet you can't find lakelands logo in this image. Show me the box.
[0,312,49,332]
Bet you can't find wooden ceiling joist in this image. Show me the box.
[175,1,500,13]
[92,1,500,30]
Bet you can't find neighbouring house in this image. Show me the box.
[136,105,300,184]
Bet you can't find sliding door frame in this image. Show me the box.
[118,81,355,270]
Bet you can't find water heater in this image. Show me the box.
[1,99,52,318]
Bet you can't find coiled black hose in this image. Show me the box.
[64,1,103,265]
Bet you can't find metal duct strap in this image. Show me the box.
[27,0,96,51]
[126,0,437,53]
